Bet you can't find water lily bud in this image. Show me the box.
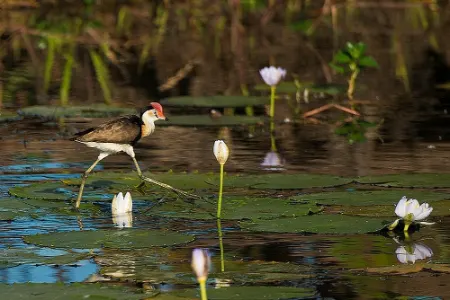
[259,66,287,86]
[213,140,229,165]
[112,192,133,215]
[191,248,211,281]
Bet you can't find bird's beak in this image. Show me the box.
[157,112,168,121]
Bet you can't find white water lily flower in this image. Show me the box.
[191,248,211,281]
[259,66,287,86]
[389,196,434,231]
[396,243,433,264]
[213,140,229,165]
[395,196,433,221]
[111,192,133,215]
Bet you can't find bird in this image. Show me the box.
[71,102,167,209]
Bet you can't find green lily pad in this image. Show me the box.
[149,197,321,220]
[254,81,301,93]
[230,173,351,189]
[0,211,21,221]
[160,115,265,126]
[0,111,20,122]
[13,173,353,202]
[19,105,136,119]
[0,248,90,269]
[329,199,450,218]
[240,214,386,234]
[24,229,195,250]
[160,96,269,108]
[0,283,150,300]
[160,286,316,300]
[254,82,346,96]
[356,173,450,188]
[290,191,449,206]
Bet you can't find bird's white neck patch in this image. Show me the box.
[141,110,158,137]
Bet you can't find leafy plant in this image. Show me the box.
[330,42,379,107]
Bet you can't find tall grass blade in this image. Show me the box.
[44,38,55,94]
[60,51,74,106]
[89,49,112,105]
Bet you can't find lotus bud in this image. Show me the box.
[191,248,211,282]
[213,140,229,165]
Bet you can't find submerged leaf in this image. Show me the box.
[24,229,195,249]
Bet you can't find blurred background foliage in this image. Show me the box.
[0,0,449,112]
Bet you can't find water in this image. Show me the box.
[1,117,449,299]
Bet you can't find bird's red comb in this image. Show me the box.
[150,102,163,113]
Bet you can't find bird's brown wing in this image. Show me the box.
[72,115,143,144]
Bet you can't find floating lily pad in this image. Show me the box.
[254,82,301,93]
[157,286,315,300]
[160,115,265,126]
[14,173,353,202]
[0,111,20,122]
[254,82,346,96]
[0,283,150,300]
[0,248,90,269]
[24,229,195,250]
[18,105,135,119]
[356,173,450,188]
[0,211,21,221]
[160,96,269,108]
[290,191,449,206]
[230,173,351,189]
[356,263,450,275]
[328,199,450,218]
[240,214,386,234]
[149,197,321,220]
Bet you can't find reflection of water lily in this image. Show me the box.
[396,243,433,264]
[261,151,285,171]
[389,196,434,232]
[191,248,210,300]
[259,66,287,86]
[112,213,133,228]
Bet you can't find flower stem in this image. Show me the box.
[403,221,411,232]
[199,278,208,300]
[270,121,277,152]
[217,163,224,219]
[269,85,276,132]
[217,218,225,272]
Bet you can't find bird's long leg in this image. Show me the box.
[75,153,108,209]
[127,150,199,199]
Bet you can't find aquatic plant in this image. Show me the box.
[191,248,211,300]
[329,42,378,108]
[213,140,229,219]
[111,192,133,228]
[259,66,286,131]
[389,196,434,232]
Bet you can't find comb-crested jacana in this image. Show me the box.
[71,102,167,208]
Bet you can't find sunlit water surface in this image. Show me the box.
[0,119,449,299]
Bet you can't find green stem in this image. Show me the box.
[199,278,208,300]
[217,218,225,272]
[217,163,224,219]
[347,68,359,110]
[270,123,277,152]
[269,85,276,132]
[403,221,411,232]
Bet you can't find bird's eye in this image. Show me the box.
[153,110,158,116]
